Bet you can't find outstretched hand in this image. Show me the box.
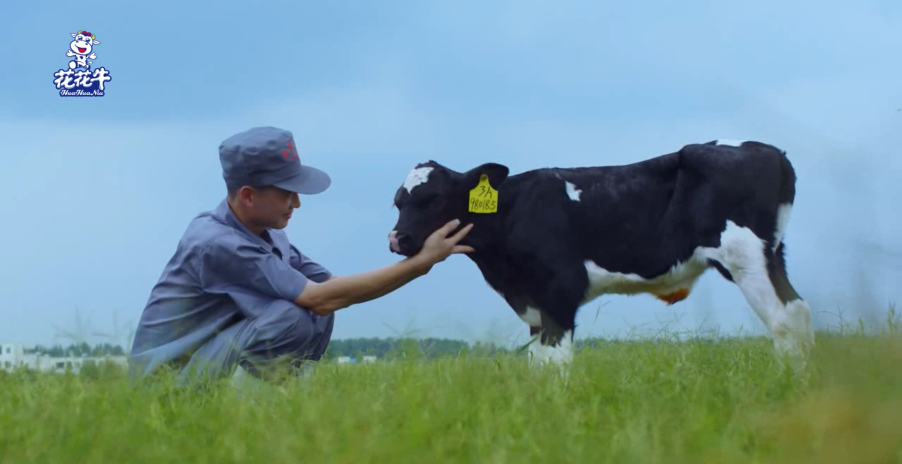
[413,219,475,270]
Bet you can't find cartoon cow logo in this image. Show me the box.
[67,31,100,70]
[53,29,111,97]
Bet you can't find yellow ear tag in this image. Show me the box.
[468,174,498,213]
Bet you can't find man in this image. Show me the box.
[128,126,474,385]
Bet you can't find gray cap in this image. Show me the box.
[219,126,331,195]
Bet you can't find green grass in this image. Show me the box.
[3,329,902,463]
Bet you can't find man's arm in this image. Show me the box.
[288,245,332,283]
[295,219,474,315]
[287,241,417,312]
[322,267,407,302]
[295,257,429,315]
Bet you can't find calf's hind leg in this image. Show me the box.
[713,221,814,370]
[766,241,815,358]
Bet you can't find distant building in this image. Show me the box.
[333,355,378,364]
[0,342,128,374]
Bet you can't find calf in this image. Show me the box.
[388,140,815,370]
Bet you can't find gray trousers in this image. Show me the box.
[174,303,334,386]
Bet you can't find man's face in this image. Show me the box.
[242,185,300,231]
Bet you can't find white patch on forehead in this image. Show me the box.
[403,167,434,193]
[564,181,581,201]
[715,139,745,147]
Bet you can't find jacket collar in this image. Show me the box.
[212,198,283,255]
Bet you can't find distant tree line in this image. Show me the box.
[319,336,624,360]
[321,337,514,360]
[24,342,125,358]
[19,337,628,361]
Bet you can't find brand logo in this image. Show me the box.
[52,30,112,97]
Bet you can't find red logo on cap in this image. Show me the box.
[283,140,299,160]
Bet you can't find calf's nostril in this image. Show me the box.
[397,235,412,248]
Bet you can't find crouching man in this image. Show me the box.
[128,126,474,386]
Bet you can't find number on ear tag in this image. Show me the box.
[468,174,498,213]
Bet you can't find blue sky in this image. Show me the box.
[1,0,900,349]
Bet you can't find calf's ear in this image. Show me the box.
[463,162,509,190]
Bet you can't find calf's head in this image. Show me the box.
[389,160,509,257]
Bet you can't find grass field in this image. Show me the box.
[3,322,902,463]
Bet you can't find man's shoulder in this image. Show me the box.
[179,213,227,245]
[188,219,260,256]
[178,207,261,258]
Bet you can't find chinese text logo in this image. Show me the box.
[52,30,112,97]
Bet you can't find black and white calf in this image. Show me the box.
[388,140,815,369]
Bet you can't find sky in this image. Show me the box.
[1,0,900,350]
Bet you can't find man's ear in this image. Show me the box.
[238,185,260,206]
[463,162,510,190]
